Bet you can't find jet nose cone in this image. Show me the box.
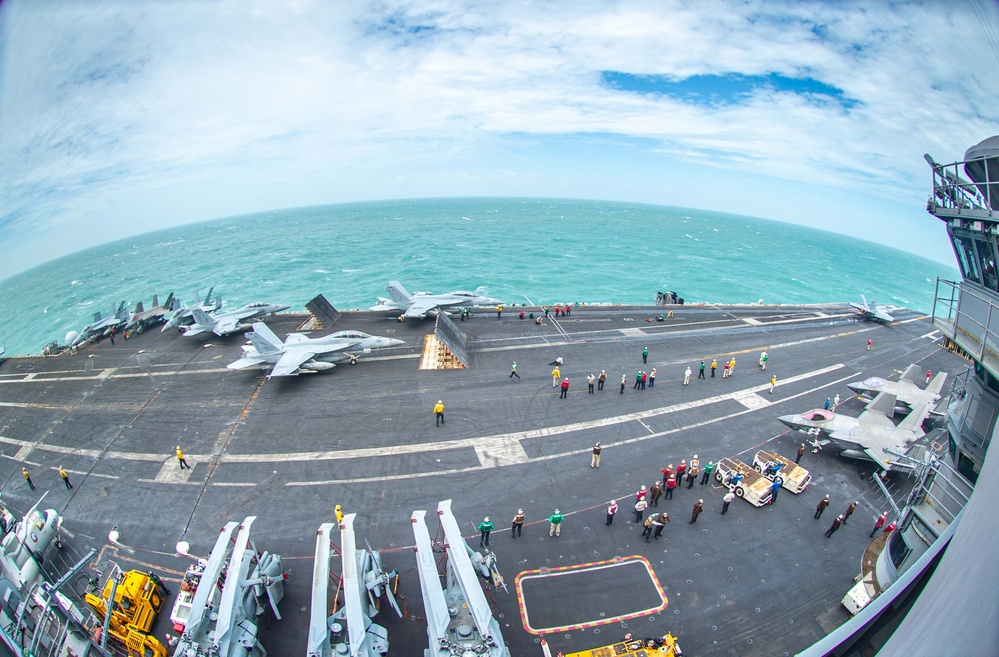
[777,414,799,429]
[272,305,291,313]
[387,338,405,347]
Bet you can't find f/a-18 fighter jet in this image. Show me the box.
[227,322,403,377]
[69,301,130,346]
[124,292,175,334]
[850,295,895,323]
[847,364,948,417]
[778,392,928,471]
[162,288,220,332]
[370,281,503,319]
[182,301,289,337]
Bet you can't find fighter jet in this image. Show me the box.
[182,301,289,337]
[847,364,948,416]
[227,322,404,377]
[778,392,928,471]
[850,295,895,323]
[69,300,130,346]
[370,280,503,319]
[161,287,220,332]
[124,292,175,334]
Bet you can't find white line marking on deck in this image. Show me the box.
[733,393,773,410]
[474,438,530,467]
[154,461,195,483]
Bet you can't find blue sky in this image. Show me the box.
[1,0,998,279]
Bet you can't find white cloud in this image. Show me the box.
[1,0,997,277]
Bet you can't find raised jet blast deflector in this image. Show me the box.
[215,516,256,655]
[184,521,239,640]
[437,499,499,644]
[411,510,450,648]
[306,522,334,657]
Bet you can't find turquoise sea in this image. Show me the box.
[0,198,958,357]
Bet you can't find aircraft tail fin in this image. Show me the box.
[92,311,103,323]
[386,281,412,305]
[926,372,948,396]
[163,292,174,309]
[133,301,145,314]
[190,308,213,326]
[899,364,921,384]
[861,294,870,310]
[866,391,897,418]
[115,302,129,321]
[247,323,283,354]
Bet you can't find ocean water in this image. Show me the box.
[0,197,958,357]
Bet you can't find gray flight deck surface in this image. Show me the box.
[0,304,967,656]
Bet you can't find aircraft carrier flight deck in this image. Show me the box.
[0,302,967,657]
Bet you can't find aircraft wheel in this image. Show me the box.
[715,471,724,482]
[735,487,745,498]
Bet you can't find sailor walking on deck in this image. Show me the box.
[59,466,72,489]
[548,509,564,537]
[760,350,768,370]
[683,366,691,385]
[825,515,844,538]
[689,499,704,523]
[642,347,648,364]
[560,378,570,399]
[815,494,830,519]
[22,467,34,490]
[510,362,520,379]
[478,517,494,546]
[770,375,777,394]
[552,366,561,388]
[434,400,445,426]
[591,443,601,468]
[176,445,190,469]
[598,370,607,391]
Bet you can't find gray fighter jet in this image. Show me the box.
[847,364,948,415]
[370,281,503,319]
[778,392,928,471]
[227,322,403,377]
[124,292,175,334]
[182,301,289,337]
[68,300,130,346]
[161,287,220,332]
[850,295,895,323]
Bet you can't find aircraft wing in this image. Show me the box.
[227,356,271,371]
[863,446,896,471]
[269,349,317,377]
[402,298,441,318]
[213,316,244,336]
[897,402,929,437]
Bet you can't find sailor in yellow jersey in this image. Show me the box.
[176,445,190,469]
[335,504,344,524]
[434,400,445,426]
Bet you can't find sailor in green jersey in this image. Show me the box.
[701,461,715,485]
[478,517,494,546]
[548,509,564,537]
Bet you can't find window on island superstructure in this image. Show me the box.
[952,234,981,284]
[974,237,999,292]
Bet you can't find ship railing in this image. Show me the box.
[930,278,999,378]
[925,154,995,218]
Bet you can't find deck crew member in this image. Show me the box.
[689,499,704,524]
[22,467,34,491]
[815,494,830,519]
[591,443,601,468]
[548,509,564,537]
[59,466,72,489]
[511,509,525,537]
[176,445,190,469]
[434,400,445,426]
[478,517,494,547]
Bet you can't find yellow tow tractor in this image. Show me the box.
[85,564,171,657]
[559,631,683,656]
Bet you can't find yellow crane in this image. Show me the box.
[85,566,170,657]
